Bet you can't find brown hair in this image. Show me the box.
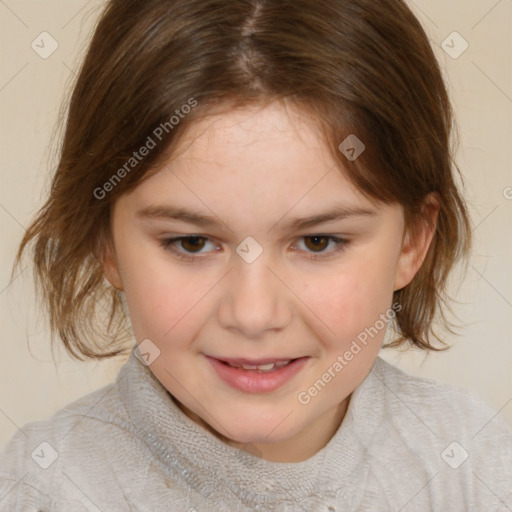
[13,0,471,360]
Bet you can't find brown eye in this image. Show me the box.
[179,236,206,252]
[294,235,349,260]
[160,235,218,262]
[303,235,329,252]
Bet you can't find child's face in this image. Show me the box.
[103,101,431,462]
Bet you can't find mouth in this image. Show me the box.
[216,357,299,373]
[205,355,309,393]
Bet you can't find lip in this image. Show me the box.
[206,355,309,393]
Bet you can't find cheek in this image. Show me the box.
[120,248,209,343]
[311,253,397,346]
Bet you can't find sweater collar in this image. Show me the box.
[117,344,384,506]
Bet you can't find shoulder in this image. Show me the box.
[353,356,512,510]
[0,381,135,510]
[370,356,511,439]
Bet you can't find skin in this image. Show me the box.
[101,100,438,463]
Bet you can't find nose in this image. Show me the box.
[217,250,293,338]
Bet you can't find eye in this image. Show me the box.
[160,236,218,261]
[294,235,349,259]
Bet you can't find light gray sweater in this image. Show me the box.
[1,347,511,511]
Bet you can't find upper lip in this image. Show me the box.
[207,356,304,365]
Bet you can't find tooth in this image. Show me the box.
[227,360,293,371]
[255,363,275,371]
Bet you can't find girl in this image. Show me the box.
[1,0,511,510]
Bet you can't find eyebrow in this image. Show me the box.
[136,204,377,231]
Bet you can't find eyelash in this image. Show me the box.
[159,235,350,262]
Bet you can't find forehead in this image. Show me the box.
[155,102,359,195]
[171,101,329,169]
[116,102,381,231]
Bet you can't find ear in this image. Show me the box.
[394,194,440,291]
[95,229,124,291]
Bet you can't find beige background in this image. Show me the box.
[0,0,511,450]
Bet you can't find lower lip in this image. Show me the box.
[206,356,309,393]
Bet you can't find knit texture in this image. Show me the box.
[1,346,511,511]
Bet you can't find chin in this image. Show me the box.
[219,411,305,445]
